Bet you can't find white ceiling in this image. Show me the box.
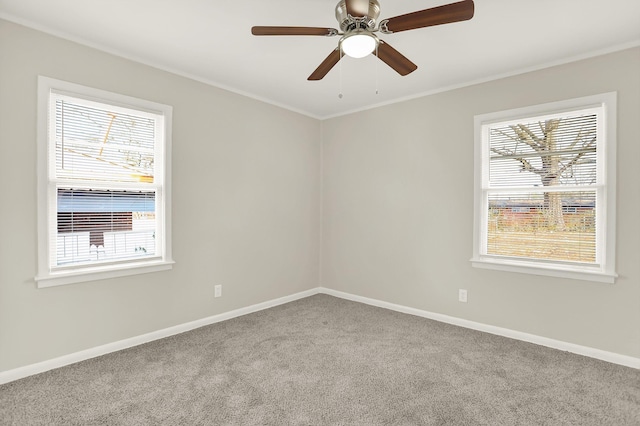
[1,0,639,119]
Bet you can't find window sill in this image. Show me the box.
[35,259,175,288]
[470,257,616,284]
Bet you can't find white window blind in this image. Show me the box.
[52,94,161,268]
[472,93,617,283]
[37,77,173,287]
[485,111,599,264]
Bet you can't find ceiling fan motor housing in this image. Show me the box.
[335,0,380,32]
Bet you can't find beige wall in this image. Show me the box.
[1,18,638,374]
[0,20,321,372]
[321,47,640,358]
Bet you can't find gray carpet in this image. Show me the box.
[1,294,639,425]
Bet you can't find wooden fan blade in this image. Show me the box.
[251,26,338,36]
[375,41,417,76]
[382,0,474,34]
[345,0,371,17]
[308,48,342,81]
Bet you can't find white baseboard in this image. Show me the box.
[2,285,637,385]
[0,288,320,385]
[318,287,640,370]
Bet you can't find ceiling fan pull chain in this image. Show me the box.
[338,49,344,99]
[375,43,379,95]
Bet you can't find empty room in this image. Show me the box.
[0,0,639,424]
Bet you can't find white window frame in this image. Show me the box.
[36,76,174,288]
[471,93,617,283]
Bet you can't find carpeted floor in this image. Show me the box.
[1,294,639,425]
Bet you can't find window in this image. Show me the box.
[37,77,173,287]
[471,93,617,283]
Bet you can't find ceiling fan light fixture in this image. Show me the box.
[341,33,377,58]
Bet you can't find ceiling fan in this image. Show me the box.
[251,0,475,81]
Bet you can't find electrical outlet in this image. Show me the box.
[214,285,222,298]
[458,289,468,303]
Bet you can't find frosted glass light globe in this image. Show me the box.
[341,34,376,58]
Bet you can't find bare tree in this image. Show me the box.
[491,118,596,231]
